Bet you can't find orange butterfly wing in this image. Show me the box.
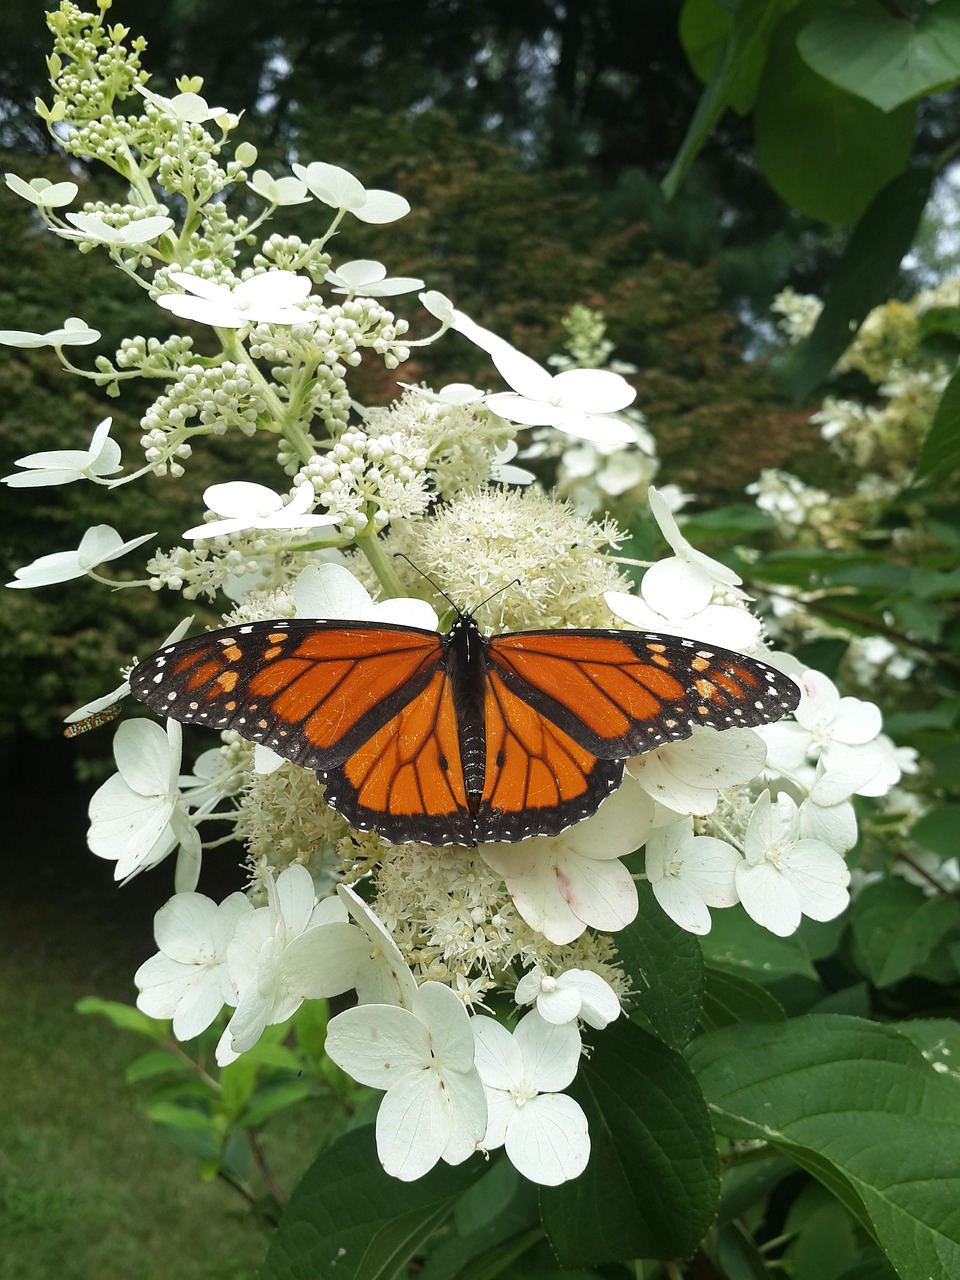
[486,630,798,757]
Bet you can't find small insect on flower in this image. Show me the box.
[64,703,122,738]
[129,595,800,846]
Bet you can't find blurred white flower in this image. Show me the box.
[472,1012,589,1185]
[515,965,621,1028]
[3,416,121,488]
[0,316,99,348]
[326,259,424,297]
[7,524,155,589]
[156,270,312,328]
[247,170,311,206]
[644,818,741,935]
[136,85,230,123]
[480,777,653,944]
[491,440,535,486]
[183,481,340,541]
[135,891,253,1039]
[736,791,850,937]
[88,719,200,885]
[325,981,487,1181]
[293,161,410,224]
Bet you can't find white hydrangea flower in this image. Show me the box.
[736,791,850,937]
[217,865,346,1064]
[326,259,424,297]
[247,170,311,206]
[472,1012,590,1185]
[628,726,768,816]
[6,525,155,589]
[642,487,746,615]
[491,440,536,486]
[0,316,99,348]
[4,172,78,208]
[136,85,230,123]
[324,981,488,1181]
[758,668,891,804]
[644,818,741,935]
[135,891,253,1038]
[515,965,621,1028]
[87,719,201,886]
[56,212,175,246]
[605,586,762,653]
[451,309,635,445]
[156,270,312,328]
[294,562,438,629]
[182,480,341,540]
[3,417,121,488]
[480,778,654,945]
[292,161,410,224]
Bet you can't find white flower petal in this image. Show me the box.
[325,1004,430,1089]
[556,971,621,1029]
[534,985,583,1025]
[413,982,476,1074]
[552,368,636,414]
[472,1016,524,1089]
[515,1012,581,1092]
[375,1068,451,1181]
[651,875,714,934]
[736,864,802,937]
[505,1093,590,1185]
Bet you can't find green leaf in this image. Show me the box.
[700,905,817,981]
[146,1101,219,1134]
[797,0,960,112]
[240,1080,315,1129]
[419,1160,541,1280]
[664,0,788,199]
[793,166,934,397]
[687,1015,960,1280]
[916,362,960,484]
[717,1220,775,1279]
[754,4,917,226]
[678,0,763,114]
[75,996,169,1041]
[785,1185,860,1280]
[614,881,704,1047]
[909,804,960,857]
[260,1126,486,1280]
[894,1019,960,1086]
[849,879,960,988]
[124,1050,193,1085]
[700,966,786,1030]
[539,1020,719,1266]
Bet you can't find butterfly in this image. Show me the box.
[129,607,800,846]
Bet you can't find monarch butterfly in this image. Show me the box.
[130,607,799,846]
[64,703,122,738]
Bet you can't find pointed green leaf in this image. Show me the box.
[849,878,960,988]
[260,1126,486,1280]
[539,1020,719,1266]
[687,1016,960,1280]
[700,905,816,981]
[754,4,917,227]
[75,996,169,1040]
[916,362,960,484]
[797,0,960,112]
[614,880,704,1047]
[664,0,788,199]
[793,166,934,397]
[700,966,786,1030]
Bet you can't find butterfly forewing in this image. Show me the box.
[130,619,445,770]
[486,630,799,757]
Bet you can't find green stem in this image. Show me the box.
[357,533,406,598]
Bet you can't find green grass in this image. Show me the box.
[0,738,321,1280]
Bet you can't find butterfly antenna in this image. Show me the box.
[474,578,521,614]
[392,553,458,610]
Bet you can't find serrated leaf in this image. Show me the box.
[700,906,816,981]
[797,0,960,112]
[687,1016,960,1280]
[539,1020,719,1266]
[664,0,787,199]
[260,1126,486,1280]
[916,362,960,484]
[700,966,786,1030]
[614,881,704,1047]
[792,165,933,396]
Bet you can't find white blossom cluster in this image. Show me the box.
[1,1,914,1189]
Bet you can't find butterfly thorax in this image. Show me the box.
[444,612,489,813]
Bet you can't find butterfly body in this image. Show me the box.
[130,610,800,847]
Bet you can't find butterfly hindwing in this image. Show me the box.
[486,630,799,757]
[130,619,445,771]
[473,667,623,843]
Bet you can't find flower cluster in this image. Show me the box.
[3,1,913,1191]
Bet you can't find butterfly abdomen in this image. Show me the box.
[444,613,489,814]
